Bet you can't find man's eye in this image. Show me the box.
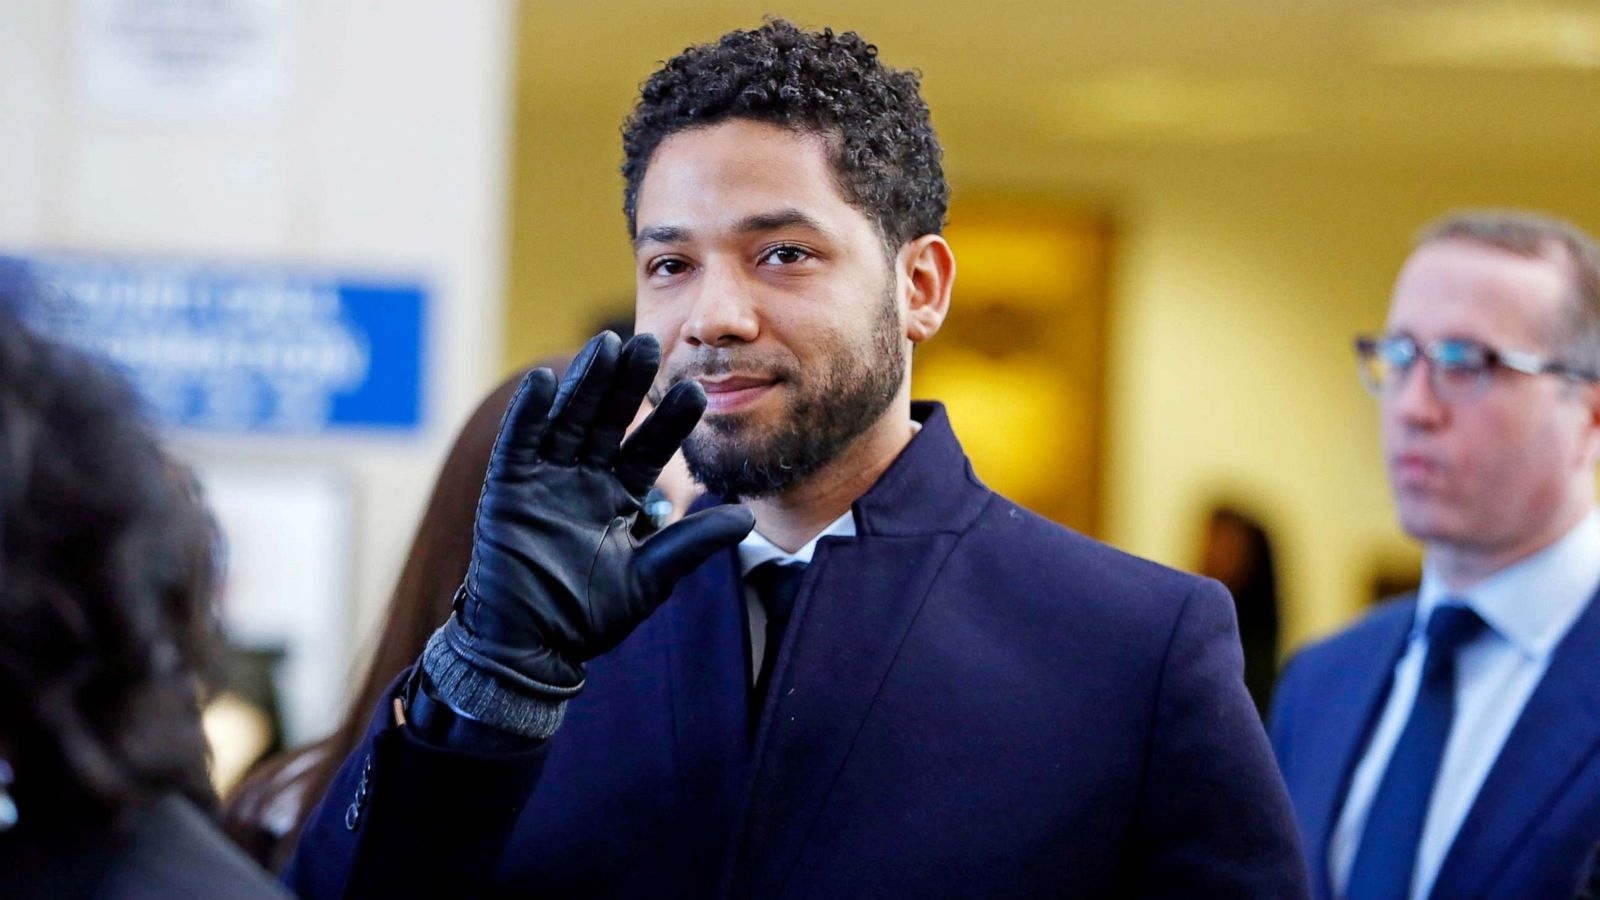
[761,245,810,266]
[1436,342,1488,370]
[649,258,689,277]
[1379,342,1418,368]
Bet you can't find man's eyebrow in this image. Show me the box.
[633,210,836,252]
[633,225,690,251]
[735,209,833,237]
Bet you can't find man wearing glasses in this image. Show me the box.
[1270,210,1600,899]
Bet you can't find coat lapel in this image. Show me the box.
[1303,603,1414,900]
[721,402,990,897]
[1431,589,1600,897]
[731,530,959,896]
[662,542,753,868]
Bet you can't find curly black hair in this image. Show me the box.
[621,19,948,253]
[0,285,220,834]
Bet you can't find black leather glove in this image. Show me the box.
[439,331,754,696]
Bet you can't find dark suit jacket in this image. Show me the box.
[1270,590,1600,899]
[287,402,1307,899]
[0,793,291,900]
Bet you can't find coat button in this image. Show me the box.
[345,753,373,831]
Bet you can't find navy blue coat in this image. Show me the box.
[1270,590,1600,899]
[287,403,1306,898]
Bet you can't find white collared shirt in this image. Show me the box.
[1330,511,1600,899]
[736,510,856,682]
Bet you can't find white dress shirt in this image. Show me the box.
[1330,511,1600,899]
[737,510,856,682]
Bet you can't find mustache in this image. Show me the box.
[650,349,797,403]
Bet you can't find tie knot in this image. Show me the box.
[748,561,808,623]
[1424,602,1485,660]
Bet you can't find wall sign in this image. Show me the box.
[75,0,294,119]
[5,252,426,434]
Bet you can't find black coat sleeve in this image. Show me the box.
[281,667,548,899]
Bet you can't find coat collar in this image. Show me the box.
[854,401,988,537]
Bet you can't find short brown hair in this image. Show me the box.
[1417,209,1600,373]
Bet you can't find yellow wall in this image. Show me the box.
[504,86,641,365]
[503,50,1600,654]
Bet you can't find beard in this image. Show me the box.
[659,284,905,500]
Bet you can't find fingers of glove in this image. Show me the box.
[582,333,660,468]
[614,379,705,497]
[489,368,559,469]
[542,331,623,465]
[633,505,757,602]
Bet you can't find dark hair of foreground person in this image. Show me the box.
[0,286,288,898]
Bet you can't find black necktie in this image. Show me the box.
[747,560,807,731]
[1346,602,1486,900]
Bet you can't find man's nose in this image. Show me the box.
[682,263,759,348]
[1387,360,1449,429]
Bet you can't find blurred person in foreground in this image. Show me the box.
[1270,210,1600,899]
[0,295,288,898]
[286,20,1304,899]
[221,349,697,871]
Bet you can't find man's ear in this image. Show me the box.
[899,234,955,345]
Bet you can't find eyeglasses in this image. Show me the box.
[1354,334,1600,404]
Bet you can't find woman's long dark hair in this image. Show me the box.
[0,303,220,835]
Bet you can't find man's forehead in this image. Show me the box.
[634,121,857,235]
[1387,239,1569,340]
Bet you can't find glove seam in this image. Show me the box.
[584,517,634,635]
[439,616,586,698]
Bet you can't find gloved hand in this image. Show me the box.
[440,331,754,695]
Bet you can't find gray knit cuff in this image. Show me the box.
[421,629,572,740]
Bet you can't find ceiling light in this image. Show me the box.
[1050,67,1307,144]
[1366,4,1600,69]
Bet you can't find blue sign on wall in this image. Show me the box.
[3,253,426,434]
